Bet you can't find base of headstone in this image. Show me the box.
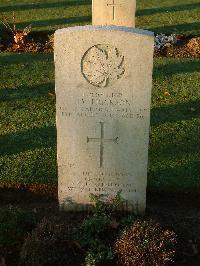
[59,200,145,215]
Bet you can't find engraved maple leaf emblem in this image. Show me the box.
[82,44,125,88]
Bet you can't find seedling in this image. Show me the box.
[0,12,31,48]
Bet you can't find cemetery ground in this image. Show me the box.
[0,0,200,56]
[0,0,200,265]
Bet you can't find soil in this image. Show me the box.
[0,184,200,266]
[0,31,200,58]
[155,35,200,58]
[0,31,53,53]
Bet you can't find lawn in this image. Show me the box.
[0,0,200,192]
[0,53,56,185]
[0,0,199,34]
[0,53,199,192]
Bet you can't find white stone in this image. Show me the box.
[55,26,154,214]
[92,0,136,27]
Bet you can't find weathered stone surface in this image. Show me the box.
[92,0,136,27]
[55,26,154,214]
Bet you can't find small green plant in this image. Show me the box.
[114,219,177,266]
[75,192,124,266]
[46,34,54,48]
[0,205,35,246]
[89,191,124,215]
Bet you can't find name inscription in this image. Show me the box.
[58,91,147,119]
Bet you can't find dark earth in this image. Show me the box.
[0,31,200,58]
[0,183,200,266]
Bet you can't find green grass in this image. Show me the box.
[0,53,56,184]
[137,0,200,35]
[150,58,200,192]
[0,0,199,34]
[0,53,199,191]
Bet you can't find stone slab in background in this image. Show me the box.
[92,0,136,27]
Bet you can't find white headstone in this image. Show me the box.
[55,26,154,214]
[92,0,136,27]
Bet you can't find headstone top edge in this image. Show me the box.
[54,25,154,37]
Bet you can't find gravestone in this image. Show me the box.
[92,0,136,27]
[55,25,154,214]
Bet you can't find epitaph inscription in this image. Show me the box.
[59,168,137,195]
[81,44,125,88]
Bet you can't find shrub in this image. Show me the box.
[0,205,35,246]
[75,193,124,266]
[20,217,80,266]
[114,220,177,266]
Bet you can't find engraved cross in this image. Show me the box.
[87,122,118,168]
[107,0,123,20]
